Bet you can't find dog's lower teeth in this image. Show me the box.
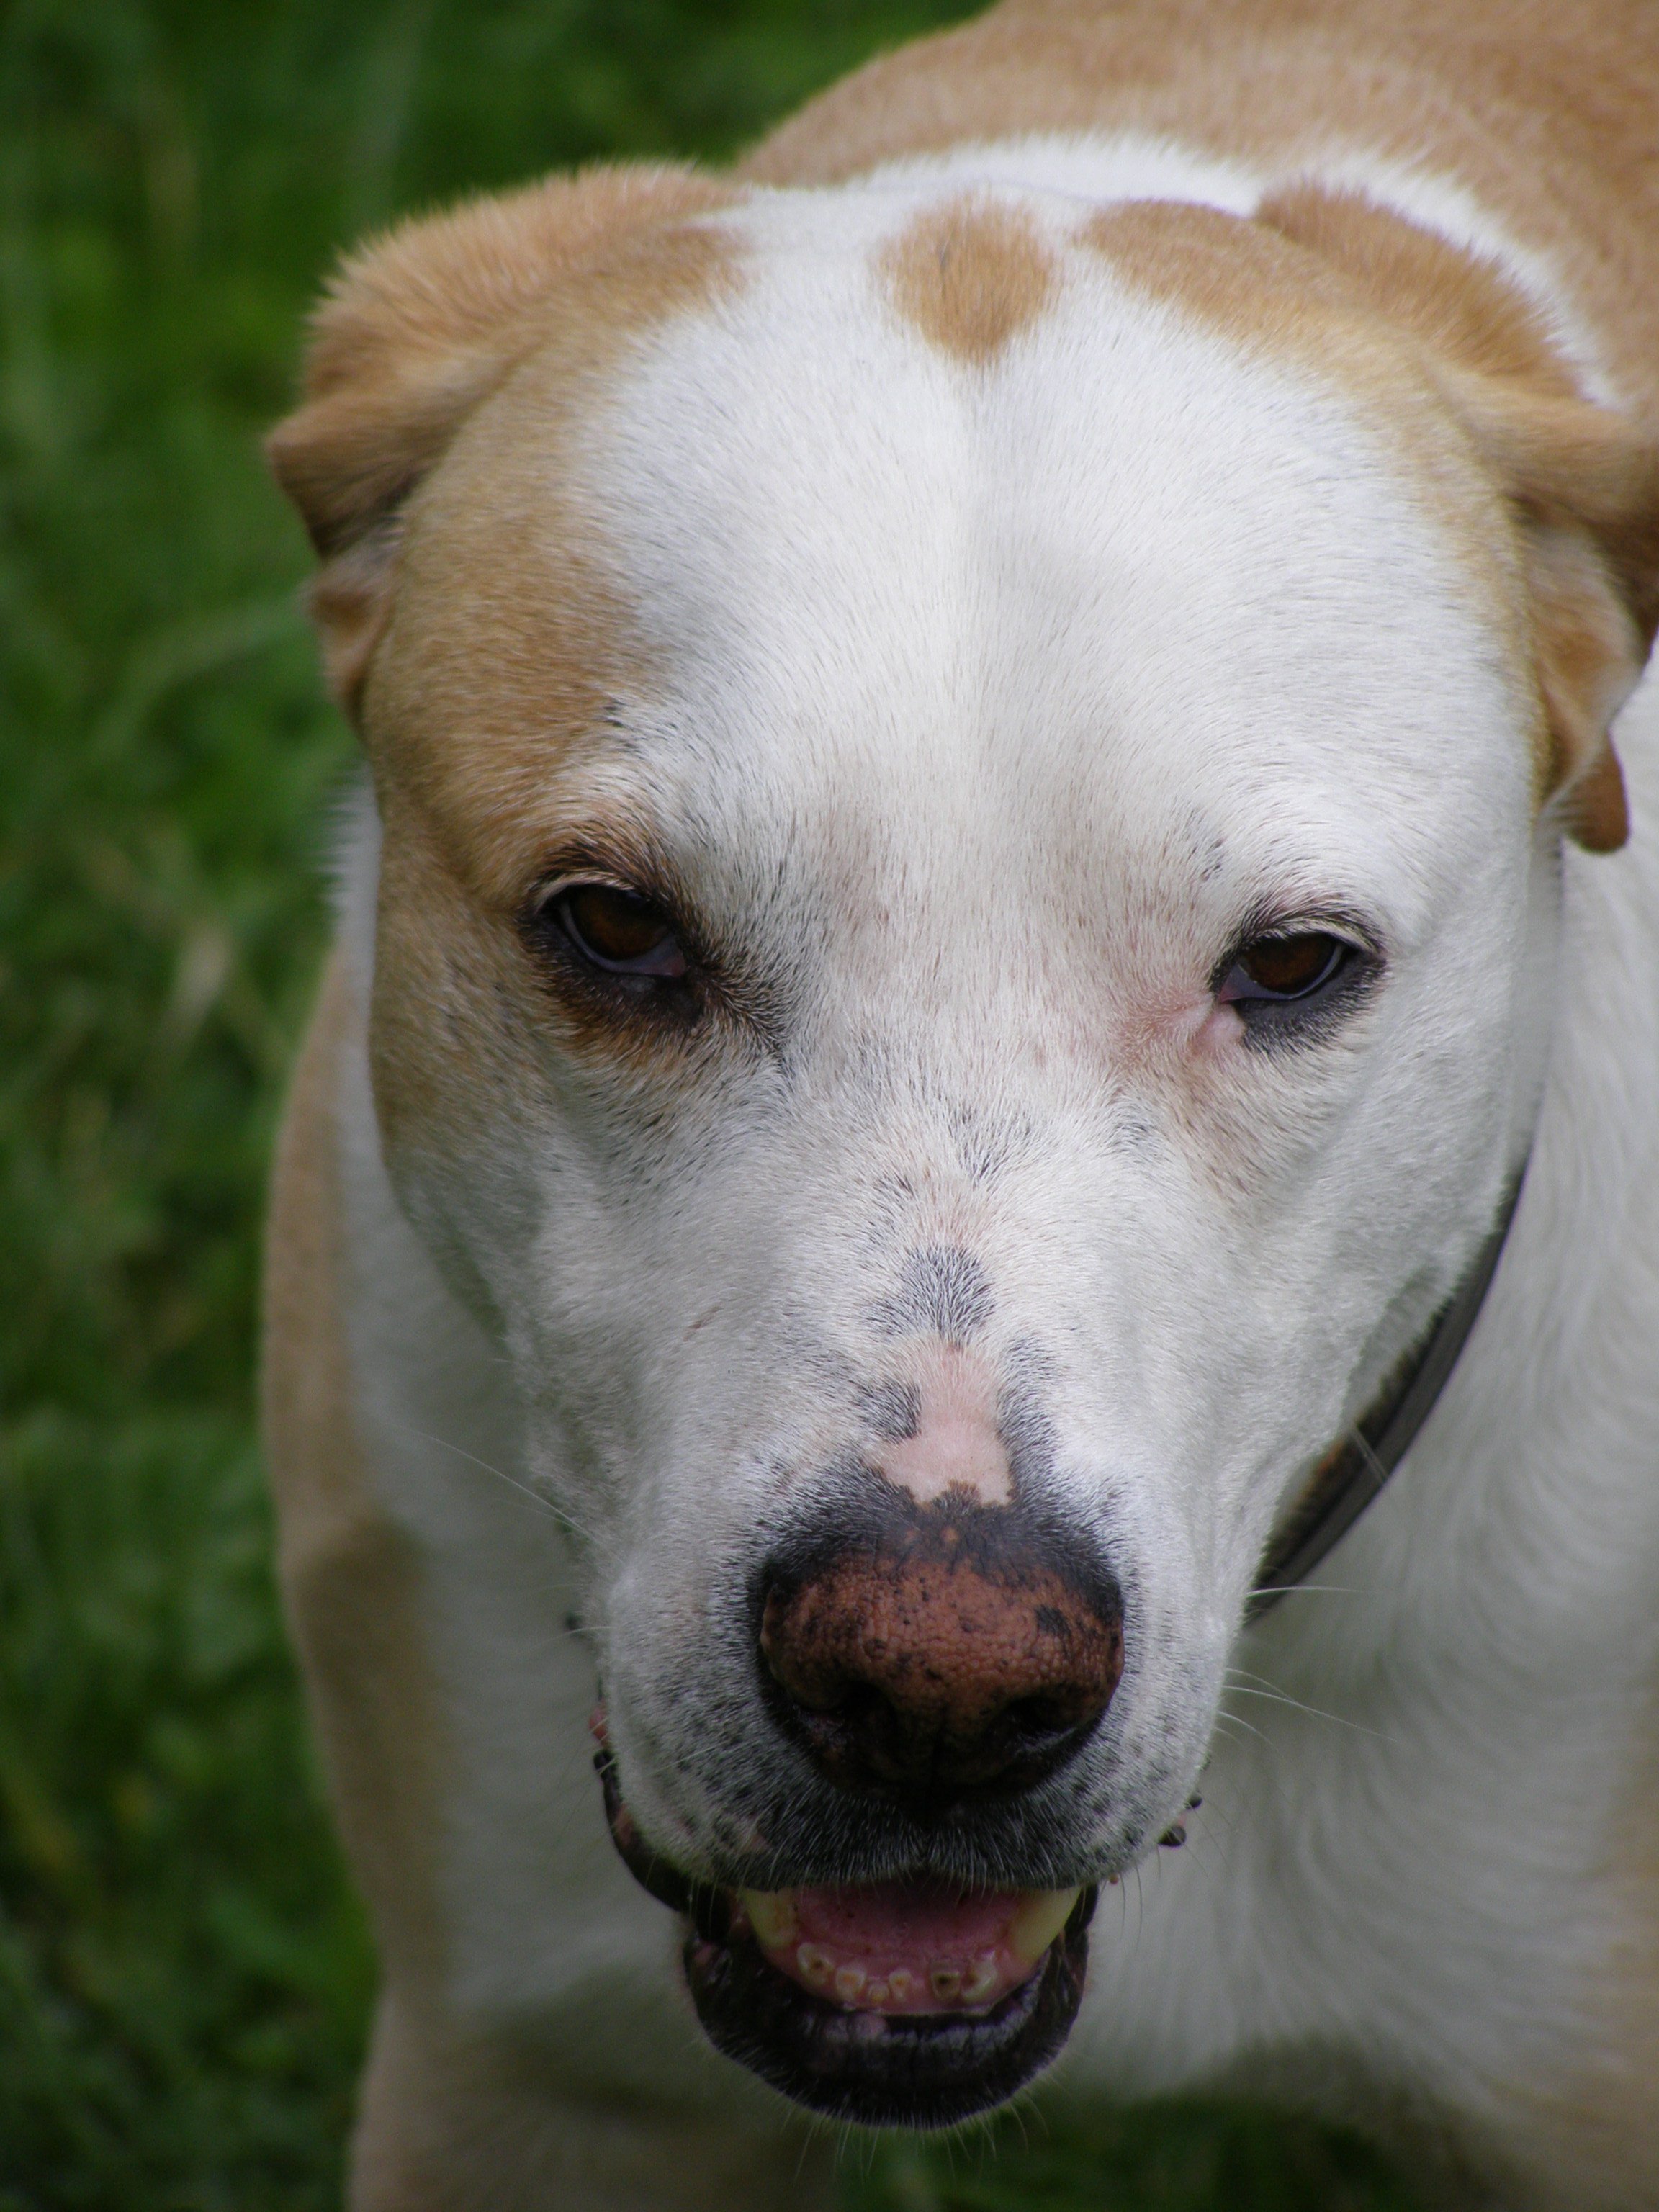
[962,1956,999,2002]
[733,1880,1086,2016]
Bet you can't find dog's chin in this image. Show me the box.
[597,1743,1096,2126]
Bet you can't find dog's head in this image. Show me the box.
[271,166,1659,2124]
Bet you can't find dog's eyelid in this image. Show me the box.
[1218,904,1387,975]
[530,868,657,916]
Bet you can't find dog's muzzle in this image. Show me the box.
[593,1485,1123,2124]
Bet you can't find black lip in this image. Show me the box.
[597,1740,1097,2125]
[683,1888,1095,2128]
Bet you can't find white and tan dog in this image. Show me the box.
[262,3,1659,2205]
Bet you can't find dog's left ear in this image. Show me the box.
[1261,185,1659,853]
[1442,372,1659,850]
[267,163,729,721]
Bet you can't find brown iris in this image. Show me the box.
[1223,931,1348,1003]
[554,882,688,978]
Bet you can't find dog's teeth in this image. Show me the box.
[866,1978,890,2003]
[1007,1885,1082,1964]
[796,1943,832,1989]
[738,1888,798,1950]
[833,1962,867,2002]
[962,1954,999,2003]
[886,1969,914,2002]
[929,1966,962,2001]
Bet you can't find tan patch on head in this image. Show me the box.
[881,195,1056,364]
[270,164,734,559]
[274,203,751,1210]
[1082,197,1657,847]
[1256,182,1580,397]
[267,163,738,720]
[740,0,1659,856]
[739,0,1659,410]
[1081,197,1524,624]
[1252,184,1655,845]
[336,195,741,927]
[266,166,756,1149]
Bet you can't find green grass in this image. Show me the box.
[0,3,1426,2203]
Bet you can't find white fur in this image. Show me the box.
[324,135,1659,2177]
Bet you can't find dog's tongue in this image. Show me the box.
[737,1880,1080,2015]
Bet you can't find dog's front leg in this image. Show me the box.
[349,1991,835,2212]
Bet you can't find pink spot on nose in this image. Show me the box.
[873,1344,1010,1506]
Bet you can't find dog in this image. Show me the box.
[261,3,1659,2204]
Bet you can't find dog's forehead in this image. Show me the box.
[580,192,1521,890]
[385,182,1531,930]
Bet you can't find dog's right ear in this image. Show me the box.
[267,165,729,719]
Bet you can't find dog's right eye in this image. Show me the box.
[550,882,688,979]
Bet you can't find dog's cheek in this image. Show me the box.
[365,808,559,1326]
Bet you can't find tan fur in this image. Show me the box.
[266,953,827,2209]
[350,1993,833,2212]
[1254,184,1578,400]
[881,194,1057,362]
[285,192,752,1192]
[262,948,451,2000]
[743,0,1659,850]
[1078,193,1656,838]
[739,0,1659,416]
[1507,1730,1659,2209]
[267,166,736,721]
[1256,183,1657,845]
[264,4,1659,2198]
[269,165,732,559]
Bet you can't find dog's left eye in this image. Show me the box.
[1221,931,1349,1002]
[552,883,688,978]
[1214,928,1377,1040]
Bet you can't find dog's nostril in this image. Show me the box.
[757,1507,1123,1804]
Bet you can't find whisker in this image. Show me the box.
[1349,1422,1393,1493]
[1212,1707,1269,1745]
[1246,1581,1356,1599]
[389,1421,600,1546]
[1223,1681,1396,1745]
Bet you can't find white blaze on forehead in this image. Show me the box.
[873,1343,1011,1509]
[572,179,1528,997]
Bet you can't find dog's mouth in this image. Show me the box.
[595,1725,1095,2126]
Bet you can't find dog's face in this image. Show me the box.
[274,168,1653,2124]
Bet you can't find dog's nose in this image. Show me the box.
[758,1501,1123,1803]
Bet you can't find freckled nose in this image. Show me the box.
[872,1344,1011,1507]
[758,1498,1123,1804]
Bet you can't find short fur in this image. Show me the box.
[264,4,1659,2205]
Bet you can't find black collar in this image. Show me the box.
[1249,1163,1529,1617]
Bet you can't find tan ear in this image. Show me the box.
[267,163,730,718]
[1259,184,1659,853]
[1438,372,1659,852]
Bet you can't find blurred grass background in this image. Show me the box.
[0,1,1425,2204]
